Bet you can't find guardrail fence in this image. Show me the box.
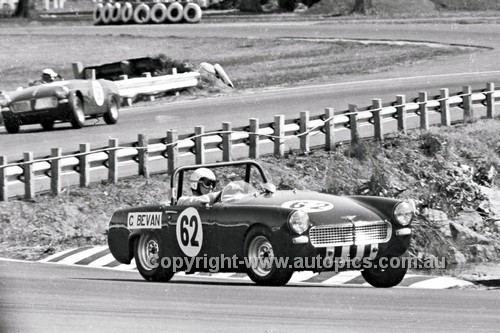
[0,83,498,201]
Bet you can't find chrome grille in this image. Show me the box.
[309,221,391,248]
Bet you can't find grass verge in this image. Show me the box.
[0,34,470,92]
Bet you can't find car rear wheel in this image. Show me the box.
[4,117,20,134]
[134,232,174,282]
[103,95,119,125]
[41,120,54,131]
[244,227,293,286]
[69,94,85,129]
[361,257,408,288]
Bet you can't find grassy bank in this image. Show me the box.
[0,34,470,92]
[1,119,499,262]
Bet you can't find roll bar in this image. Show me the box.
[170,160,269,205]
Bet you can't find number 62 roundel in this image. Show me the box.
[176,207,203,257]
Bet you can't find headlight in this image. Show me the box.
[288,210,309,235]
[393,201,414,226]
[54,86,70,99]
[0,91,11,107]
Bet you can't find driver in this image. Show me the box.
[41,68,62,83]
[177,168,220,207]
[30,68,63,86]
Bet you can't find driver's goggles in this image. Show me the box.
[199,178,216,188]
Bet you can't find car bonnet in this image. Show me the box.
[7,81,72,102]
[225,190,386,225]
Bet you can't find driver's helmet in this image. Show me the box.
[190,168,216,192]
[41,68,58,82]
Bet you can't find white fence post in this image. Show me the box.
[486,83,496,119]
[299,111,310,153]
[195,126,205,165]
[324,108,335,151]
[372,98,383,142]
[419,91,429,130]
[51,148,61,196]
[109,138,118,184]
[79,143,90,188]
[166,130,178,174]
[440,88,450,126]
[396,95,407,134]
[222,122,232,162]
[249,118,259,159]
[138,134,149,178]
[348,104,359,144]
[274,115,285,157]
[0,156,7,202]
[23,152,34,200]
[462,85,473,120]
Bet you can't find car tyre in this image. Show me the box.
[69,94,85,129]
[361,257,408,288]
[41,120,54,131]
[244,227,293,286]
[103,95,119,125]
[4,117,20,134]
[134,232,174,282]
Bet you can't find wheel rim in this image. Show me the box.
[74,99,85,123]
[109,99,118,120]
[137,235,160,271]
[248,235,274,277]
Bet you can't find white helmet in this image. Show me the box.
[190,168,216,191]
[42,68,57,78]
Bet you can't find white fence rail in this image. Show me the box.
[0,83,499,201]
[115,71,200,104]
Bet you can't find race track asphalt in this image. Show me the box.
[1,259,499,333]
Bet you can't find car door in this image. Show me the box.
[83,80,107,115]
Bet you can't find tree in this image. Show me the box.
[13,0,33,18]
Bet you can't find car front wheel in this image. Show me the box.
[69,94,85,129]
[361,257,408,288]
[134,232,174,282]
[103,95,119,125]
[244,227,293,286]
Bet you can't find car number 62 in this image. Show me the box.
[176,207,203,257]
[281,200,334,213]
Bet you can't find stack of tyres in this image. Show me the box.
[93,1,202,25]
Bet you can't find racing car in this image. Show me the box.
[0,79,120,134]
[108,160,414,287]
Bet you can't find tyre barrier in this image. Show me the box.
[110,2,122,23]
[183,2,202,23]
[101,3,114,24]
[166,1,184,23]
[150,3,168,24]
[93,1,202,25]
[93,3,104,24]
[133,3,151,24]
[121,2,134,23]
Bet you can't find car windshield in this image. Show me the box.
[220,180,259,203]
